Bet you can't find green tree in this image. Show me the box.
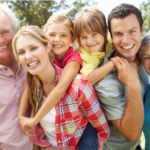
[140,0,150,35]
[1,0,96,28]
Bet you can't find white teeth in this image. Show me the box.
[54,45,62,48]
[28,61,39,67]
[0,45,7,49]
[122,45,134,49]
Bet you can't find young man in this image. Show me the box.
[95,3,149,150]
[0,4,33,150]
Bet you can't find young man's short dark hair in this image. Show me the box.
[108,3,143,36]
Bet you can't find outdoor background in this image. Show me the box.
[1,0,150,149]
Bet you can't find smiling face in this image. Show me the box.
[141,46,150,75]
[16,35,50,75]
[79,29,105,52]
[111,14,143,61]
[46,23,74,62]
[0,12,15,64]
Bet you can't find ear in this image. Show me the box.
[46,42,51,53]
[71,36,76,44]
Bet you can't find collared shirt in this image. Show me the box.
[0,64,33,150]
[95,49,149,150]
[31,65,110,150]
[53,46,82,68]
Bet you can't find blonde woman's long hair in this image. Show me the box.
[12,25,53,117]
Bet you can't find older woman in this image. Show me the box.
[139,31,150,150]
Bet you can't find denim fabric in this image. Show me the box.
[78,122,98,150]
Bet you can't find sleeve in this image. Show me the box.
[94,74,127,121]
[79,79,110,150]
[63,48,82,67]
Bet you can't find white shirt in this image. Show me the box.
[40,96,57,149]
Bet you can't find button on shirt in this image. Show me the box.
[0,64,33,150]
[94,49,149,150]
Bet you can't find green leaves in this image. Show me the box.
[1,0,96,29]
[140,0,150,35]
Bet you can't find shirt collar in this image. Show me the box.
[103,49,117,73]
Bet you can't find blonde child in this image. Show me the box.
[18,13,82,125]
[74,8,115,85]
[13,25,110,150]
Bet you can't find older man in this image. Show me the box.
[0,4,33,150]
[95,3,149,150]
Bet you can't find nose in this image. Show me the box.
[54,35,60,41]
[25,51,33,60]
[87,37,93,44]
[121,33,130,44]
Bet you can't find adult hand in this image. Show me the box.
[111,56,140,88]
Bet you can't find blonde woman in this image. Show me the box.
[13,25,110,150]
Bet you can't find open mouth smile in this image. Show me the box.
[0,45,8,50]
[28,61,40,68]
[121,44,135,50]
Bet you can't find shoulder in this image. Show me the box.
[95,71,124,96]
[64,46,82,64]
[94,72,126,120]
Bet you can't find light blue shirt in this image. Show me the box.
[95,49,149,150]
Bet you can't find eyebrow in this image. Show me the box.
[112,27,138,34]
[17,44,34,51]
[143,54,150,57]
[48,31,69,34]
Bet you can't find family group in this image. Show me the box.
[0,2,150,150]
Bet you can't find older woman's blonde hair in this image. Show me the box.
[139,31,150,60]
[73,8,108,51]
[44,12,74,37]
[12,25,53,117]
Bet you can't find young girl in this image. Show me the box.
[18,13,82,131]
[73,8,115,85]
[12,25,110,150]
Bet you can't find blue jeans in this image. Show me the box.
[78,122,98,150]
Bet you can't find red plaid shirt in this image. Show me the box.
[31,65,110,150]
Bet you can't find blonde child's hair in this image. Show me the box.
[44,12,74,37]
[12,25,53,117]
[74,8,107,51]
[139,32,150,59]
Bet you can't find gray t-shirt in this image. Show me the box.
[95,49,149,150]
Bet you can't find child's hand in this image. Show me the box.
[20,117,38,128]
